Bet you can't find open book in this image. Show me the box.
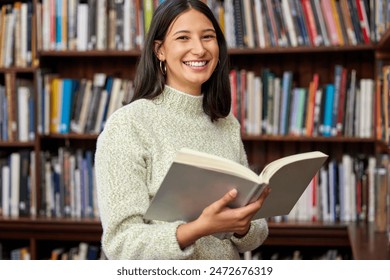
[144,148,328,226]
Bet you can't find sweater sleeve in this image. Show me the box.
[95,111,194,259]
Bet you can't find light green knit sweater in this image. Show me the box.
[95,85,268,259]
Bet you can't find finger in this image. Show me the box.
[252,187,271,208]
[236,187,271,217]
[258,187,271,202]
[212,188,238,210]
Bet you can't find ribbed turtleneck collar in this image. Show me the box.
[154,85,204,116]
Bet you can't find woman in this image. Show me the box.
[95,0,269,259]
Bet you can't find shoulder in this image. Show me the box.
[97,99,156,151]
[105,98,157,126]
[218,111,241,129]
[99,98,159,144]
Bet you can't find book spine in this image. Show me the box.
[323,84,335,137]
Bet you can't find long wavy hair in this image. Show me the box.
[131,0,231,122]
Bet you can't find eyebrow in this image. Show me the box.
[172,29,216,36]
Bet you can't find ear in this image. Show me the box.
[154,40,165,61]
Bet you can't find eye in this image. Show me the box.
[176,36,190,40]
[203,34,216,40]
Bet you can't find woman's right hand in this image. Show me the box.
[176,187,271,249]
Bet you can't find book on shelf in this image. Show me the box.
[375,155,389,233]
[144,148,328,234]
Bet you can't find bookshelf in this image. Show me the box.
[0,0,389,259]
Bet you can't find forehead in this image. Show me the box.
[167,9,215,34]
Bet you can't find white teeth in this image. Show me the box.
[185,61,207,67]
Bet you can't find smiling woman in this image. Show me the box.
[154,9,219,95]
[94,0,269,260]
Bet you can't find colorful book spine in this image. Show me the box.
[322,84,335,137]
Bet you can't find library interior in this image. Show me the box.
[0,0,389,260]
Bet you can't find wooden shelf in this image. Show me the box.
[0,66,37,73]
[348,222,390,260]
[265,221,390,259]
[241,135,384,143]
[38,45,375,58]
[0,217,101,241]
[0,141,35,148]
[228,44,375,55]
[1,218,388,259]
[1,0,389,261]
[38,133,99,141]
[265,221,350,247]
[377,28,390,50]
[39,50,142,57]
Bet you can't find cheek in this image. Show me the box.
[166,51,184,65]
[211,46,219,63]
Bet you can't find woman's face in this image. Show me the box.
[156,9,219,96]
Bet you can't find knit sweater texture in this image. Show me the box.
[95,85,268,259]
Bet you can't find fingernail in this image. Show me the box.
[230,189,237,196]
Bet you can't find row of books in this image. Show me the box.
[211,0,374,48]
[0,246,31,260]
[4,63,389,141]
[0,1,35,68]
[0,242,105,260]
[49,242,106,260]
[37,71,134,135]
[33,0,381,53]
[0,148,98,219]
[231,65,389,142]
[269,153,390,232]
[38,148,98,219]
[30,63,390,140]
[1,0,389,64]
[0,150,36,218]
[245,248,350,260]
[37,0,164,52]
[2,148,388,229]
[0,76,35,142]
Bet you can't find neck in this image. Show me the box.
[157,85,204,116]
[165,81,201,96]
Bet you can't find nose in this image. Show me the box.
[191,38,206,56]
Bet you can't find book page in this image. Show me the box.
[260,151,327,182]
[175,148,260,183]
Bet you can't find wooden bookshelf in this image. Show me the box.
[265,221,350,247]
[0,141,36,148]
[0,217,101,260]
[263,222,390,260]
[0,0,389,260]
[348,222,390,260]
[227,44,375,55]
[39,50,142,57]
[1,218,388,260]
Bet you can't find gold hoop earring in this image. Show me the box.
[159,60,167,76]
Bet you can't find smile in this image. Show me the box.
[183,61,208,67]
